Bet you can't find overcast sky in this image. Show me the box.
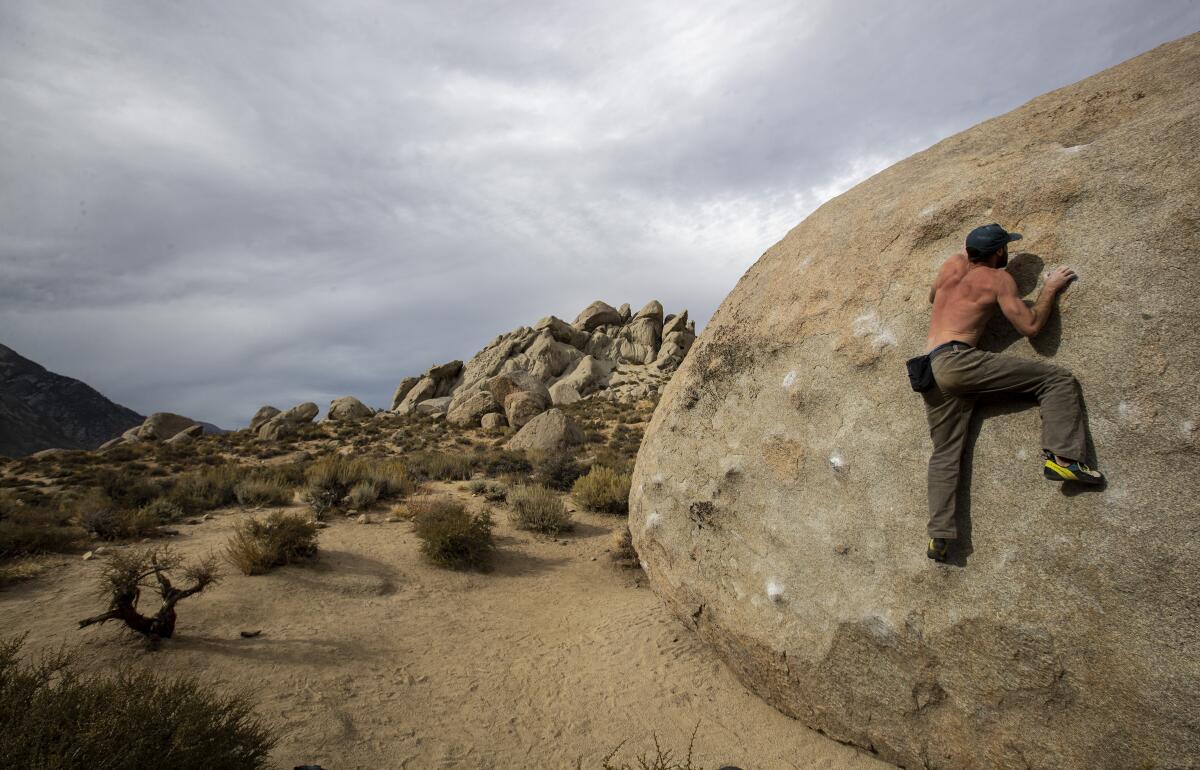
[2,1,1196,428]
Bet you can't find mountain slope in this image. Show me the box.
[0,343,144,456]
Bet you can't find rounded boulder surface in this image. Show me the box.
[505,408,583,453]
[630,35,1200,770]
[328,396,372,422]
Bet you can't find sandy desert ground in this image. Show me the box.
[1,480,892,770]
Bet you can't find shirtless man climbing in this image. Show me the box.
[922,223,1103,563]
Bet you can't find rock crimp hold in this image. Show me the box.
[630,34,1200,770]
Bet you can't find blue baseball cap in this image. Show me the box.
[966,223,1022,255]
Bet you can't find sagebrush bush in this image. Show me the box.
[141,498,185,524]
[508,484,573,536]
[535,451,584,491]
[233,475,294,507]
[611,526,640,569]
[95,468,165,509]
[225,512,319,575]
[479,449,532,478]
[572,466,632,514]
[0,636,275,768]
[412,497,493,570]
[467,480,507,502]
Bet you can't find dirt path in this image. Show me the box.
[1,483,891,770]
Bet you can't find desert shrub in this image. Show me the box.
[79,546,220,641]
[611,526,640,569]
[0,505,82,558]
[407,451,474,481]
[117,506,162,538]
[508,484,573,536]
[141,498,185,524]
[95,468,165,509]
[586,722,702,770]
[535,451,584,491]
[233,475,294,507]
[0,490,18,520]
[572,466,632,515]
[589,447,635,476]
[302,456,411,516]
[168,465,249,513]
[0,635,275,768]
[348,480,380,509]
[479,449,532,478]
[412,497,493,570]
[225,512,319,575]
[467,480,507,502]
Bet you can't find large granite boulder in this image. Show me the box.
[629,34,1200,770]
[328,396,372,422]
[136,412,199,442]
[394,360,463,415]
[247,405,281,433]
[573,300,623,331]
[446,389,501,427]
[505,408,583,453]
[257,401,318,440]
[390,377,420,410]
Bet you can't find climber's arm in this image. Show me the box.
[997,267,1075,337]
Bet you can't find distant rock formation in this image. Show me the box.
[0,343,143,456]
[388,300,696,428]
[631,33,1200,770]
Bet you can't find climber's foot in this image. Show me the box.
[1043,452,1104,484]
[927,537,949,562]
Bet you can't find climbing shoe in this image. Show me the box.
[1043,452,1105,485]
[927,537,949,562]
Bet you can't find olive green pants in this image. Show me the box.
[923,346,1087,539]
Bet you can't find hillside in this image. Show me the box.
[0,344,143,457]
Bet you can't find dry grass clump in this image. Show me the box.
[302,456,411,518]
[406,451,475,481]
[0,635,275,768]
[233,474,295,507]
[0,502,82,558]
[478,449,532,479]
[75,490,163,540]
[168,464,249,513]
[95,467,166,509]
[225,512,318,576]
[411,497,493,570]
[508,483,573,536]
[572,466,632,515]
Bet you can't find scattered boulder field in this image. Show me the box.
[630,32,1200,770]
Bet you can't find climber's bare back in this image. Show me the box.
[925,252,1003,350]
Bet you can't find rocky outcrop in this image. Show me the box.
[0,343,143,456]
[630,34,1200,770]
[257,402,319,440]
[132,413,200,443]
[505,408,583,453]
[390,300,696,428]
[328,396,372,422]
[248,406,281,433]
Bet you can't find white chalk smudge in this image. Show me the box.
[1016,448,1028,461]
[782,370,798,388]
[644,510,661,530]
[651,472,665,487]
[829,453,845,471]
[766,580,784,603]
[1181,420,1195,438]
[852,311,897,350]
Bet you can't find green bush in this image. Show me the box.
[141,498,185,524]
[225,512,319,576]
[301,456,411,516]
[467,480,507,502]
[412,497,493,570]
[479,449,532,478]
[76,491,163,540]
[508,484,573,536]
[535,451,584,491]
[572,466,632,514]
[0,636,275,768]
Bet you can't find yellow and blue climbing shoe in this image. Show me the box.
[927,537,949,562]
[1043,452,1105,485]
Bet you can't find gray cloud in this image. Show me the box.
[2,0,1196,427]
